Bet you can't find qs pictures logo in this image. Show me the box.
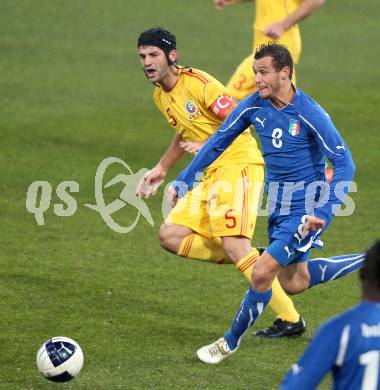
[26,157,154,233]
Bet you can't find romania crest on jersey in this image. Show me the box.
[288,119,301,136]
[185,100,201,120]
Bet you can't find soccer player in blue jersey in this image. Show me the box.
[281,240,380,390]
[169,42,365,363]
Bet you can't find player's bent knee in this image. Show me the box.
[159,225,178,253]
[252,266,272,290]
[159,224,192,254]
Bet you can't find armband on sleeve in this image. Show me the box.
[209,95,236,119]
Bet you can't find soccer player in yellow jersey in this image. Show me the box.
[214,0,325,100]
[136,27,306,338]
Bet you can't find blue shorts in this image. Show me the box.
[267,239,310,266]
[267,213,323,266]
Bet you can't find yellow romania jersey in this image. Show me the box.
[253,0,302,63]
[153,68,263,170]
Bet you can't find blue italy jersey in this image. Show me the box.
[176,88,355,227]
[281,302,380,390]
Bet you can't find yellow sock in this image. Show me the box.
[235,249,260,280]
[177,233,225,263]
[236,250,301,323]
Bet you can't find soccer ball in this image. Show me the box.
[36,336,84,382]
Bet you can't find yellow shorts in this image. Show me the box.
[227,54,297,101]
[166,163,264,239]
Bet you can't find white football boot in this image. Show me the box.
[196,337,236,364]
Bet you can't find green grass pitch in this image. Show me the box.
[1,0,379,388]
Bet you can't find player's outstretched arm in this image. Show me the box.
[136,132,185,198]
[302,108,355,224]
[156,132,186,172]
[263,0,325,39]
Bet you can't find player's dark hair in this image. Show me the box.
[138,27,177,66]
[361,240,380,290]
[254,42,294,80]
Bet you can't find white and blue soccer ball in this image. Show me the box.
[36,336,84,382]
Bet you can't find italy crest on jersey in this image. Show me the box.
[288,119,301,136]
[185,100,201,120]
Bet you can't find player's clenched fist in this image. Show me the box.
[214,0,235,11]
[179,141,204,154]
[166,185,178,208]
[136,165,165,198]
[263,22,286,39]
[301,216,326,235]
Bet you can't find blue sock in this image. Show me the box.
[307,252,365,287]
[224,286,272,350]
